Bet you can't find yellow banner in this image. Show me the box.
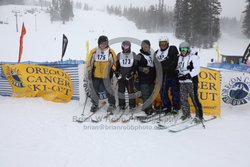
[152,68,221,116]
[2,64,73,103]
[190,68,221,116]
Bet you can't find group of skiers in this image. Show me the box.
[85,35,203,123]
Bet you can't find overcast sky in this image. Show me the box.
[78,0,247,19]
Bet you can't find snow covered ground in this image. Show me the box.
[0,5,250,167]
[1,97,250,167]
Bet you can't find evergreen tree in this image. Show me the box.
[50,0,74,23]
[174,0,221,48]
[61,0,74,23]
[174,0,183,38]
[242,0,250,38]
[50,0,60,22]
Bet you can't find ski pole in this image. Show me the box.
[81,95,89,116]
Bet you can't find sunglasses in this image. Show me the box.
[179,47,189,52]
[159,41,168,45]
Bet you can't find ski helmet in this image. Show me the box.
[159,36,169,43]
[121,40,131,53]
[179,41,190,52]
[98,35,108,45]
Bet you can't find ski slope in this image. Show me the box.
[0,5,250,167]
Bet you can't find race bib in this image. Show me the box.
[119,53,134,67]
[155,49,169,62]
[95,48,110,62]
[142,54,154,67]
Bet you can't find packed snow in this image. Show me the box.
[0,5,250,167]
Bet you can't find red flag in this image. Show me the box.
[18,23,26,63]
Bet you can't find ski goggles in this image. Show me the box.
[159,41,168,45]
[122,44,130,49]
[179,47,189,52]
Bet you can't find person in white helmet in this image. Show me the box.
[177,41,203,123]
[154,36,180,115]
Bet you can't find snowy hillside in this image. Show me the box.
[0,4,250,167]
[0,5,249,64]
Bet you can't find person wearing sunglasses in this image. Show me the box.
[115,40,137,112]
[154,36,180,115]
[86,35,117,115]
[177,41,203,123]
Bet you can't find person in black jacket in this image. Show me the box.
[137,40,156,115]
[154,36,180,114]
[115,40,137,111]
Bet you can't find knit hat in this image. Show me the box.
[141,40,151,47]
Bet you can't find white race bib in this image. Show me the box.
[119,53,134,67]
[142,54,154,67]
[155,49,169,62]
[95,48,110,62]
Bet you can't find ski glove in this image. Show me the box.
[142,67,150,74]
[178,73,192,80]
[187,61,194,71]
[126,71,134,80]
[115,72,122,80]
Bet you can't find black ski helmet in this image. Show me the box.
[121,40,131,53]
[98,35,108,45]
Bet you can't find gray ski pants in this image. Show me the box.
[180,82,199,117]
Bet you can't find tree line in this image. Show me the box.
[1,0,249,43]
[49,0,74,24]
[107,0,250,48]
[0,0,24,5]
[107,0,175,33]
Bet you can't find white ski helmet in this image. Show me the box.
[179,42,190,54]
[159,36,169,43]
[179,41,190,49]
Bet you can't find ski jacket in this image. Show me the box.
[86,47,116,78]
[177,51,200,83]
[116,51,137,80]
[137,49,156,85]
[154,45,179,79]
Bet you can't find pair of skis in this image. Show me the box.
[75,101,108,123]
[135,111,180,124]
[109,108,133,123]
[76,107,133,123]
[156,116,217,132]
